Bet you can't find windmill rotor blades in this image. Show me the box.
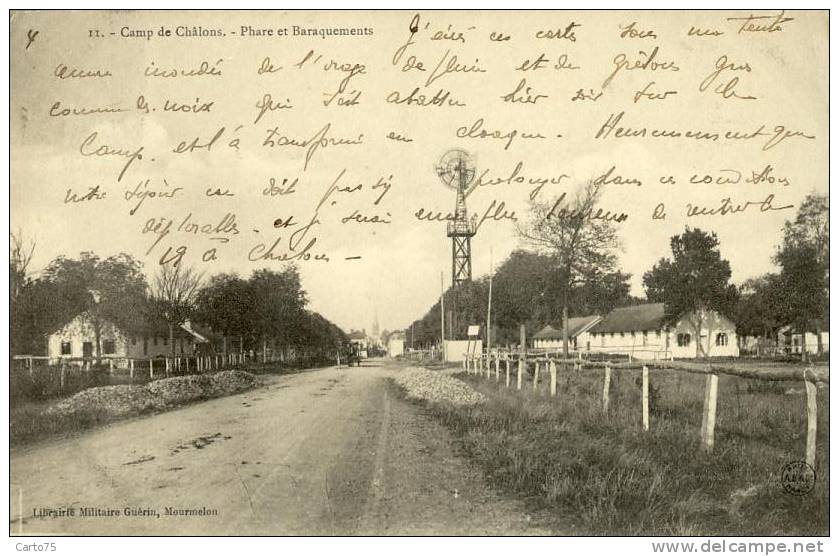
[437,148,476,190]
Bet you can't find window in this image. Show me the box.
[715,333,728,347]
[642,331,648,347]
[153,337,158,346]
[655,330,661,338]
[677,333,692,347]
[620,332,625,338]
[102,339,115,354]
[610,332,615,338]
[131,337,137,345]
[163,337,168,346]
[60,341,71,355]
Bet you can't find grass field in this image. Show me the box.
[413,364,829,535]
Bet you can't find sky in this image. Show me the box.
[10,10,828,335]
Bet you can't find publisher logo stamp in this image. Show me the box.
[780,461,815,496]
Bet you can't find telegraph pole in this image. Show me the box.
[440,271,446,361]
[486,247,493,350]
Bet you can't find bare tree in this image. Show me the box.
[517,181,622,357]
[10,230,36,303]
[151,263,204,356]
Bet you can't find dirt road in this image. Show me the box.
[10,361,550,535]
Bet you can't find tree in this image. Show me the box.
[404,246,636,350]
[517,181,621,356]
[10,231,35,305]
[194,273,253,355]
[733,274,785,355]
[40,252,148,357]
[776,194,829,358]
[783,193,829,265]
[643,228,738,358]
[10,231,37,354]
[776,243,827,360]
[249,267,307,360]
[151,264,203,356]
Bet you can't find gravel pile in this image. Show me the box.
[46,385,156,418]
[395,367,486,406]
[45,371,260,419]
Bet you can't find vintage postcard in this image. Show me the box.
[8,9,829,540]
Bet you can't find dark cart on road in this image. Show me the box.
[339,343,362,367]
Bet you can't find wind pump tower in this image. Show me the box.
[436,149,478,287]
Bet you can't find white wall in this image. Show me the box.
[780,331,830,354]
[588,329,669,359]
[533,331,594,352]
[388,338,404,357]
[48,315,129,358]
[445,339,482,362]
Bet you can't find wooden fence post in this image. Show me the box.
[642,365,650,431]
[533,361,540,391]
[165,358,170,377]
[505,357,511,388]
[549,361,557,397]
[804,370,818,468]
[149,359,154,379]
[701,373,719,452]
[494,353,500,381]
[109,358,114,376]
[602,364,612,413]
[518,324,526,391]
[60,361,66,391]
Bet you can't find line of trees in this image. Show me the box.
[10,244,347,361]
[732,194,829,359]
[408,182,639,352]
[405,183,828,361]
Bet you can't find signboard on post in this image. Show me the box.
[467,325,481,362]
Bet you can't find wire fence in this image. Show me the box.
[463,348,828,470]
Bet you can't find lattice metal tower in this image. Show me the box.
[436,149,478,287]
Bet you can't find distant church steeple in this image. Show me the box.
[371,308,380,343]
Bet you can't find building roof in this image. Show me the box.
[534,316,602,340]
[347,330,367,340]
[590,303,666,334]
[533,325,561,340]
